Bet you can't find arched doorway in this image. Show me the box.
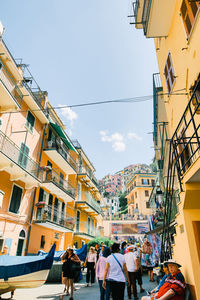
[16,230,26,256]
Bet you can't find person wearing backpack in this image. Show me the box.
[103,243,130,300]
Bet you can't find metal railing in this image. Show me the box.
[75,221,99,236]
[128,180,155,192]
[34,204,75,230]
[77,191,101,214]
[19,64,48,111]
[44,139,78,172]
[40,168,76,198]
[0,59,23,107]
[171,77,200,184]
[142,0,152,35]
[0,130,41,180]
[153,73,163,145]
[79,165,98,188]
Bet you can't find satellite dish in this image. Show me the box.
[0,21,5,37]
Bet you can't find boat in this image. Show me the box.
[0,243,56,297]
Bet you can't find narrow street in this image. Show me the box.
[1,275,156,300]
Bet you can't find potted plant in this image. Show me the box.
[35,201,46,208]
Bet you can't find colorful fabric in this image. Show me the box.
[156,271,185,300]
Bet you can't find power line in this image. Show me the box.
[0,89,188,115]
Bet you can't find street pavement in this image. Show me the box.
[1,274,157,300]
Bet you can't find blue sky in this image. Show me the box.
[1,0,158,179]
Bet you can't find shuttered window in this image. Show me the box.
[180,0,200,37]
[18,143,29,168]
[164,52,175,95]
[26,111,35,132]
[9,185,23,214]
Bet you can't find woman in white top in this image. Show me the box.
[85,246,97,286]
[103,243,130,300]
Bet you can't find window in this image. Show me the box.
[76,210,80,231]
[145,190,149,197]
[142,179,148,185]
[9,184,23,214]
[88,217,91,235]
[164,52,175,95]
[146,202,150,208]
[18,143,29,168]
[136,203,138,209]
[38,188,49,203]
[26,111,35,132]
[40,235,45,249]
[151,180,155,186]
[181,0,200,37]
[135,192,137,199]
[59,172,64,186]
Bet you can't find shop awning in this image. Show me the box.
[50,122,76,152]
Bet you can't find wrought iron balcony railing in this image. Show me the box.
[75,221,99,237]
[40,168,76,199]
[79,166,98,188]
[45,139,78,172]
[0,130,41,180]
[34,204,75,230]
[0,59,23,107]
[80,191,102,214]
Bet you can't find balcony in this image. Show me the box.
[43,139,78,175]
[132,0,176,38]
[0,130,41,188]
[78,166,98,192]
[19,65,49,124]
[153,73,163,145]
[0,59,23,111]
[170,77,200,185]
[33,204,74,232]
[76,191,102,215]
[74,221,98,239]
[40,168,76,202]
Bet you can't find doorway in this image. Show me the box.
[16,230,26,256]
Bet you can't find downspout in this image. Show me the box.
[25,124,47,255]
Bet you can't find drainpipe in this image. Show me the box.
[25,124,47,255]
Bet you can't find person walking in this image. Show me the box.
[96,247,111,300]
[135,243,145,293]
[95,243,101,261]
[124,246,139,300]
[60,248,81,300]
[85,246,97,286]
[103,243,130,300]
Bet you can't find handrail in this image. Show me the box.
[79,191,101,213]
[0,59,23,107]
[34,204,75,230]
[75,221,99,236]
[44,139,78,172]
[0,130,41,180]
[41,168,76,198]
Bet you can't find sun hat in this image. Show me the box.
[165,259,182,268]
[126,245,134,252]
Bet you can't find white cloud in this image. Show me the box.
[59,105,78,127]
[99,130,126,152]
[127,132,142,141]
[112,141,126,152]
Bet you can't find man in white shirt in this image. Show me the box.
[124,246,139,300]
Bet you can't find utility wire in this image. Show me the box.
[0,89,188,115]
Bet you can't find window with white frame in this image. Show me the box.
[164,52,175,95]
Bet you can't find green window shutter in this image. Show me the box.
[18,143,29,168]
[26,111,35,132]
[9,185,23,214]
[39,188,44,202]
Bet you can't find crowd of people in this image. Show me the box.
[60,240,186,300]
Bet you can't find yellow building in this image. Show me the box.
[0,38,49,255]
[27,109,78,253]
[134,0,200,297]
[72,140,103,248]
[0,33,104,256]
[126,173,156,217]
